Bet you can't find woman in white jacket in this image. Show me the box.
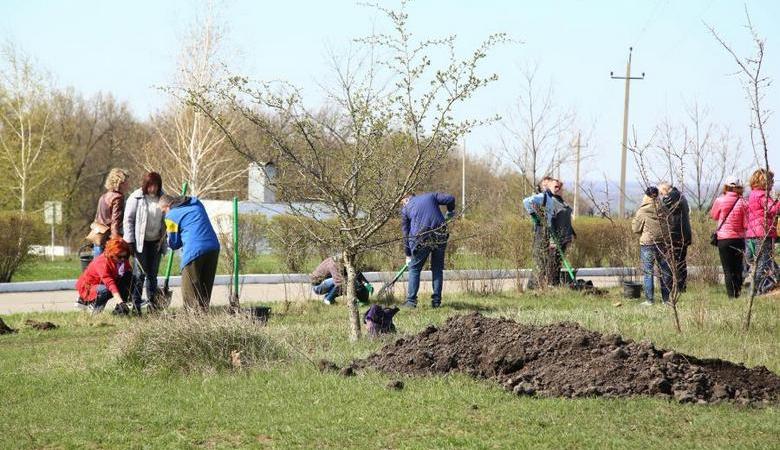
[123,172,166,313]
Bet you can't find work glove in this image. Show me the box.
[445,211,455,221]
[530,213,541,226]
[363,282,374,295]
[405,256,412,266]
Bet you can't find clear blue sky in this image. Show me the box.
[2,0,778,184]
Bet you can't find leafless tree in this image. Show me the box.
[500,64,575,194]
[0,43,53,212]
[188,2,507,340]
[707,9,773,331]
[141,0,244,198]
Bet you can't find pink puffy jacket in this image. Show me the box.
[710,192,748,240]
[745,189,780,239]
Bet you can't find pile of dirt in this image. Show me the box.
[0,317,17,335]
[356,313,780,406]
[25,319,57,330]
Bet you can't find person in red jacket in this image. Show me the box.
[745,169,780,294]
[710,176,749,298]
[75,238,132,313]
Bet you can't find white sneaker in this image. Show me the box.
[322,298,333,305]
[640,300,654,307]
[75,299,93,311]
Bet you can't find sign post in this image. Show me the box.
[43,201,62,261]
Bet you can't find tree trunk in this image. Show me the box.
[342,251,362,342]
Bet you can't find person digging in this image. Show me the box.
[310,254,373,305]
[158,194,221,312]
[400,191,456,308]
[522,178,576,287]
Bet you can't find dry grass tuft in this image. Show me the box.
[116,312,288,373]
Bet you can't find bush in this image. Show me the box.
[267,215,324,273]
[116,313,288,373]
[216,214,268,274]
[0,212,46,282]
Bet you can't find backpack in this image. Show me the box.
[363,305,399,336]
[544,193,575,244]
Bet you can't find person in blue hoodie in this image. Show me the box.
[159,195,221,311]
[400,191,456,308]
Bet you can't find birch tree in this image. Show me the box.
[141,1,243,197]
[0,43,52,212]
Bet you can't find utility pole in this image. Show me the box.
[573,132,587,221]
[461,138,466,218]
[611,47,645,218]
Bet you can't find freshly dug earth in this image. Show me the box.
[357,313,780,406]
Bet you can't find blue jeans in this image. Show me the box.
[406,241,447,306]
[640,245,672,303]
[131,242,163,309]
[748,238,777,295]
[93,245,103,257]
[312,278,339,302]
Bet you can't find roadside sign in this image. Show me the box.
[44,201,62,225]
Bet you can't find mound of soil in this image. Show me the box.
[0,317,17,334]
[25,319,58,330]
[356,313,780,406]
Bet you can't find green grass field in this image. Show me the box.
[1,286,779,449]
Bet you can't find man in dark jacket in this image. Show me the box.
[659,182,692,293]
[400,192,456,308]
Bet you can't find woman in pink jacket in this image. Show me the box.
[746,169,780,295]
[710,176,749,297]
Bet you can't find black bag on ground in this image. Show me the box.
[363,304,399,336]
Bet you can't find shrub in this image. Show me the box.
[116,313,288,373]
[267,215,324,272]
[216,214,268,273]
[0,212,45,282]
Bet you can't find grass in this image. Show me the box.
[1,284,779,448]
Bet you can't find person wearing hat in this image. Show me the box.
[632,186,672,305]
[709,176,749,298]
[658,182,692,293]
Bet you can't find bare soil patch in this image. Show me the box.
[356,313,780,406]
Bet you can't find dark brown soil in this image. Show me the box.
[356,313,780,406]
[25,319,58,331]
[0,317,16,334]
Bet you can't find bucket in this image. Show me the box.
[245,306,271,324]
[622,282,642,299]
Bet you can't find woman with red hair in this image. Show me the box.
[75,238,132,313]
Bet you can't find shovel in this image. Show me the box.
[157,181,188,309]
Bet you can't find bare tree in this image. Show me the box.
[141,0,244,197]
[684,101,740,211]
[189,2,507,340]
[707,9,772,331]
[500,64,575,193]
[0,43,53,212]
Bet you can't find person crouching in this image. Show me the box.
[310,255,371,305]
[75,237,132,313]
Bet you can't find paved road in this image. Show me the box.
[0,276,622,315]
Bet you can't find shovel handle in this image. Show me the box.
[163,182,189,285]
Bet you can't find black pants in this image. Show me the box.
[671,243,688,293]
[718,238,745,298]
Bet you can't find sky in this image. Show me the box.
[2,0,779,186]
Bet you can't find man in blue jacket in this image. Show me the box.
[159,195,221,311]
[401,192,456,308]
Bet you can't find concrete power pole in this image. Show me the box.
[461,138,466,218]
[573,132,585,221]
[611,47,645,217]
